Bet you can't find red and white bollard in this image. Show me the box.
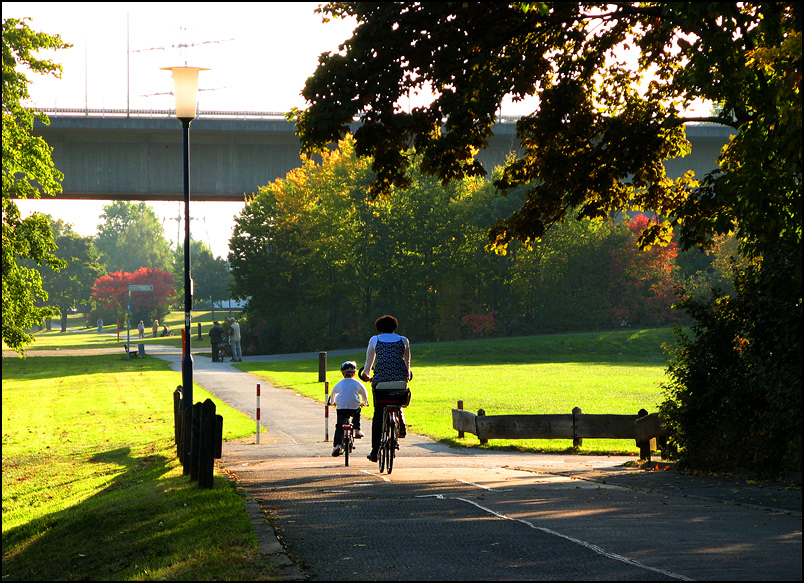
[256,384,261,444]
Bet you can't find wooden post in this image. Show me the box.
[199,399,216,489]
[478,409,487,444]
[637,409,654,461]
[214,414,223,459]
[457,400,464,438]
[190,402,202,482]
[572,407,583,448]
[318,352,327,382]
[173,386,183,459]
[181,393,193,475]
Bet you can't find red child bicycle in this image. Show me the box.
[339,413,359,467]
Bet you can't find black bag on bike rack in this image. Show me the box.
[373,381,411,407]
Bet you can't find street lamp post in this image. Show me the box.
[163,66,208,470]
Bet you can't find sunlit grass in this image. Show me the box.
[2,310,242,353]
[2,354,273,581]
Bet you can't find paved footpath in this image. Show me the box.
[150,347,802,581]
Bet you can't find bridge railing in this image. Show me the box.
[32,107,292,120]
[30,106,525,124]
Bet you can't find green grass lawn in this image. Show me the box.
[237,328,677,455]
[5,310,241,353]
[2,353,272,581]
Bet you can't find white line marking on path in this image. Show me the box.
[457,479,512,492]
[416,494,693,581]
[359,469,389,482]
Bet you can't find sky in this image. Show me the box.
[5,2,363,259]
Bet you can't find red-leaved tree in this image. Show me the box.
[609,214,680,327]
[91,267,175,327]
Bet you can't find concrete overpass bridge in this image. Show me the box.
[31,108,733,202]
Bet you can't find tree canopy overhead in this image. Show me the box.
[296,3,801,268]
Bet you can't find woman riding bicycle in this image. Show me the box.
[360,315,411,463]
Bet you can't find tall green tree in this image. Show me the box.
[95,201,172,274]
[230,139,380,352]
[36,219,105,332]
[186,242,233,311]
[231,137,682,352]
[2,18,70,352]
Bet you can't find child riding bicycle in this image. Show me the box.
[328,361,369,457]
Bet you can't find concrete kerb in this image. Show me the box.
[239,486,306,581]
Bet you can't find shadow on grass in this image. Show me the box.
[2,446,258,581]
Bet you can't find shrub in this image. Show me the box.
[660,255,802,476]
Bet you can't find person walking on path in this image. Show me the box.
[97,317,103,333]
[137,320,145,339]
[209,321,224,362]
[228,317,242,362]
[360,315,411,462]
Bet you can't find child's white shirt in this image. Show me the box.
[330,377,368,409]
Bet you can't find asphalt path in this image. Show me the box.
[145,346,801,581]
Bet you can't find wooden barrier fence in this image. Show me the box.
[173,387,223,488]
[452,401,668,460]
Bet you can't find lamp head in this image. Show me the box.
[161,66,209,121]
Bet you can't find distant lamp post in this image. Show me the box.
[162,65,208,469]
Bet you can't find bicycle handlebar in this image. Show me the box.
[358,366,371,382]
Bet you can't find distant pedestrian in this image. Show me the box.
[97,317,103,333]
[152,319,159,338]
[137,320,145,339]
[228,317,242,362]
[209,321,224,362]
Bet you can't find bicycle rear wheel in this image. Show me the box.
[344,433,351,466]
[386,423,396,474]
[379,412,391,473]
